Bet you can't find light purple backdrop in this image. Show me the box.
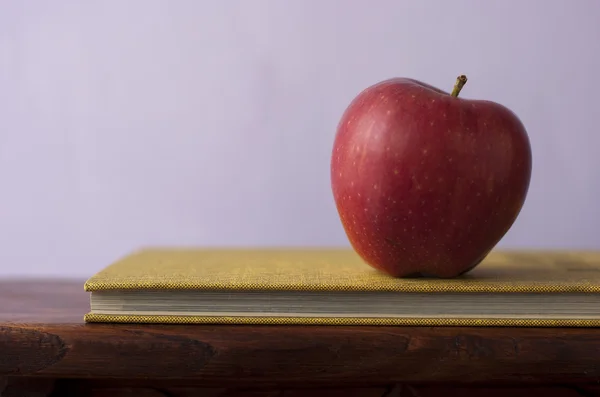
[1,0,599,277]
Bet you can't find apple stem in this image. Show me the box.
[451,75,468,97]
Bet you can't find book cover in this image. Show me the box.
[83,248,600,327]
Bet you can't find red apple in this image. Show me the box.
[330,75,532,278]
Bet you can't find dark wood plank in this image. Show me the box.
[0,376,55,397]
[2,322,600,384]
[2,280,600,386]
[2,378,600,397]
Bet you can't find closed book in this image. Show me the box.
[84,248,600,327]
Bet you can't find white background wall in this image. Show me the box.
[1,0,599,277]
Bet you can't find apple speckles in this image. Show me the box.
[386,110,392,115]
[422,148,429,155]
[487,177,495,194]
[373,184,378,190]
[393,169,399,175]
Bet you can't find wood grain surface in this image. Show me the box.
[2,279,600,391]
[3,378,600,397]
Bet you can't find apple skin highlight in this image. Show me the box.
[331,76,532,278]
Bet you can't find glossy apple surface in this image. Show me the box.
[331,76,532,278]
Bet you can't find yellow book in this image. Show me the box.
[84,248,600,327]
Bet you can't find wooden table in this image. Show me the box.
[1,280,600,397]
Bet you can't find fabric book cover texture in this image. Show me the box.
[84,248,600,327]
